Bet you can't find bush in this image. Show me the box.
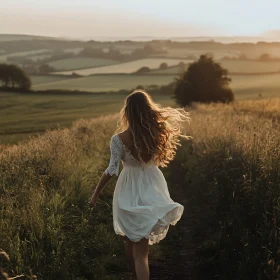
[135,66,151,74]
[159,62,168,70]
[135,85,145,90]
[174,55,234,106]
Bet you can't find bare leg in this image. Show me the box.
[124,237,137,280]
[133,239,149,280]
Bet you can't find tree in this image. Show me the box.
[135,67,151,74]
[0,64,31,90]
[259,53,271,61]
[174,55,234,106]
[159,62,168,70]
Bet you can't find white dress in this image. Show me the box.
[105,134,184,245]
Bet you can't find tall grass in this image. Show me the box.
[0,115,130,279]
[2,98,280,279]
[174,99,280,279]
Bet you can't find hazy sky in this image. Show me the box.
[1,0,280,38]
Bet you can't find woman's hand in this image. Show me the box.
[89,173,113,208]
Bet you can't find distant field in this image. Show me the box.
[0,49,50,62]
[31,72,280,99]
[0,34,55,42]
[64,48,84,54]
[151,66,186,75]
[31,75,74,86]
[151,60,280,75]
[220,60,280,73]
[158,48,240,59]
[33,74,176,92]
[48,57,119,71]
[105,43,145,54]
[3,72,280,143]
[0,92,174,144]
[231,73,280,98]
[29,54,53,61]
[55,58,193,75]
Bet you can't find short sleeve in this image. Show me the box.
[104,135,124,176]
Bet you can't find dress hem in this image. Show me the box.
[115,205,184,245]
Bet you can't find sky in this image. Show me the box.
[1,0,280,39]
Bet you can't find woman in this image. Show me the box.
[90,90,190,280]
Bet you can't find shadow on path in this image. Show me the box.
[149,183,203,280]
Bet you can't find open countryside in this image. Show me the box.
[1,35,280,143]
[2,23,280,280]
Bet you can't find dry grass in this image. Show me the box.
[0,115,127,279]
[176,99,280,279]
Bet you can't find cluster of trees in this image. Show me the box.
[79,47,126,61]
[79,44,166,62]
[7,51,75,74]
[174,55,234,105]
[222,52,279,61]
[0,64,31,90]
[135,61,186,75]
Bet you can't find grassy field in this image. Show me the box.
[0,34,54,41]
[231,73,280,97]
[64,48,84,54]
[32,74,177,92]
[29,54,53,61]
[55,58,193,75]
[48,57,119,71]
[176,100,280,279]
[152,59,280,74]
[157,48,240,59]
[0,49,50,62]
[220,59,280,73]
[31,75,75,85]
[0,92,174,144]
[150,66,185,74]
[2,99,280,279]
[30,72,280,100]
[2,74,280,144]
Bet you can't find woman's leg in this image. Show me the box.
[133,239,149,280]
[124,237,137,280]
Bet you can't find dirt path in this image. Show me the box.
[149,184,202,280]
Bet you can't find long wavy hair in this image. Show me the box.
[118,90,190,167]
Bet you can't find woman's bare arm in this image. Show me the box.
[90,172,114,207]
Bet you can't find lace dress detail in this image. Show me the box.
[104,135,124,176]
[106,134,184,245]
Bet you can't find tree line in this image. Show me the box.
[0,64,31,90]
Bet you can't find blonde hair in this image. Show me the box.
[118,90,190,167]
